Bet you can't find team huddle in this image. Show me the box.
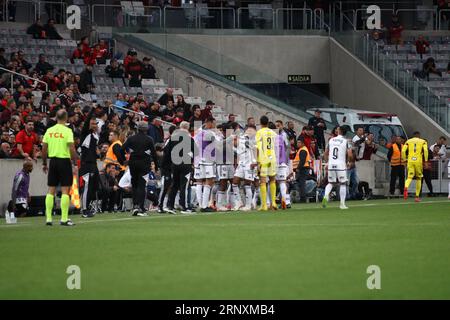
[181,116,352,213]
[189,115,289,213]
[38,109,436,226]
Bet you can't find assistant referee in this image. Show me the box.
[42,109,79,226]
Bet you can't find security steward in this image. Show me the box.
[293,136,311,202]
[79,107,100,218]
[104,130,126,172]
[122,121,158,216]
[103,130,127,210]
[387,135,406,196]
[42,109,78,226]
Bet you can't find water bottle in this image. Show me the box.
[5,210,11,224]
[10,211,17,224]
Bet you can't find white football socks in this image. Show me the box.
[217,191,225,208]
[324,184,333,201]
[202,185,211,209]
[232,184,241,206]
[196,184,203,207]
[340,184,347,207]
[279,181,287,201]
[244,185,253,208]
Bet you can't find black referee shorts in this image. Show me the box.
[48,158,73,187]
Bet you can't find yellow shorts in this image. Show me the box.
[407,163,423,179]
[259,161,277,177]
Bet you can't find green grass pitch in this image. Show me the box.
[1,197,450,299]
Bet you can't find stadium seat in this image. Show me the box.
[436,62,447,70]
[185,97,203,105]
[143,87,154,95]
[173,88,184,95]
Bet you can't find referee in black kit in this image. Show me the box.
[79,107,100,218]
[123,121,158,216]
[165,121,196,214]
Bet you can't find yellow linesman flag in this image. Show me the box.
[69,175,80,209]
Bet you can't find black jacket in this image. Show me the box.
[79,69,93,94]
[141,64,157,79]
[99,171,118,193]
[35,61,54,75]
[123,132,158,169]
[43,24,63,40]
[80,109,99,163]
[308,116,327,138]
[27,23,45,39]
[163,129,196,168]
[105,65,125,78]
[157,93,174,106]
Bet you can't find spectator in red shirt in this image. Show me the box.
[126,54,143,87]
[201,100,214,121]
[361,133,378,160]
[71,42,84,64]
[172,107,185,125]
[80,36,92,64]
[13,120,38,160]
[1,90,12,109]
[1,99,15,125]
[124,48,137,70]
[415,35,430,59]
[389,14,404,45]
[298,126,319,159]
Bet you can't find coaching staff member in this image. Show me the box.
[42,109,78,226]
[123,121,158,216]
[165,121,197,214]
[158,125,177,214]
[80,107,99,218]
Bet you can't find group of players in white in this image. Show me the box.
[174,115,352,213]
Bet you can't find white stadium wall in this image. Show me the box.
[130,33,331,84]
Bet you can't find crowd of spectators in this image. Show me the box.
[0,24,448,210]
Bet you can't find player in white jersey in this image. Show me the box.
[193,117,218,212]
[216,123,238,211]
[232,125,257,211]
[322,126,353,210]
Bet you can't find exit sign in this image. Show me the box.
[288,74,311,83]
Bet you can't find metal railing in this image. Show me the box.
[354,8,394,30]
[0,66,48,92]
[274,8,312,30]
[89,4,329,31]
[91,4,162,28]
[2,2,446,32]
[396,8,437,30]
[37,1,67,24]
[5,0,37,23]
[438,9,450,30]
[237,7,275,29]
[338,32,450,132]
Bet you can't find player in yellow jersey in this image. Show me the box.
[402,131,428,202]
[255,116,278,210]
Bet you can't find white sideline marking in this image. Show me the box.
[0,200,448,228]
